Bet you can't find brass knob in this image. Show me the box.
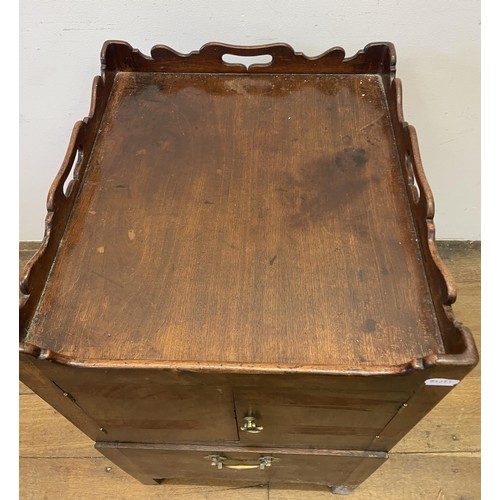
[240,416,263,434]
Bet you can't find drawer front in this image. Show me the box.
[235,386,405,449]
[96,442,387,488]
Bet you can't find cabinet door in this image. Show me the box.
[48,368,239,444]
[234,386,404,450]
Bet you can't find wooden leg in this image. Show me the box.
[330,485,355,495]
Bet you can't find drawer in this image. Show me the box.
[96,442,387,490]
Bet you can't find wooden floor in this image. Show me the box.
[19,241,480,499]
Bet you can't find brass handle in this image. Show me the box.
[225,464,260,470]
[206,455,277,470]
[240,416,263,434]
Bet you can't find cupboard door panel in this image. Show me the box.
[51,375,239,443]
[235,386,404,449]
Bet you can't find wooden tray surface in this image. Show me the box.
[20,42,476,372]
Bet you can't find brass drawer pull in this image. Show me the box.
[225,464,260,470]
[240,416,263,433]
[206,455,277,470]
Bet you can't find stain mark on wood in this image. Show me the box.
[335,147,367,170]
[364,319,377,332]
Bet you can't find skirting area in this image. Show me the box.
[19,241,480,499]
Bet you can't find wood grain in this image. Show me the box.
[382,76,477,366]
[19,396,98,458]
[24,69,443,368]
[19,241,480,497]
[19,454,479,499]
[19,382,32,394]
[19,73,115,339]
[437,241,481,378]
[270,454,480,499]
[19,457,269,500]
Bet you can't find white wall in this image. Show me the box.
[20,0,480,240]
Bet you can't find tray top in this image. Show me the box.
[25,70,443,367]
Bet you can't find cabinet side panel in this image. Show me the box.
[368,364,473,451]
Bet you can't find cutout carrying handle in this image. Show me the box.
[202,43,295,69]
[222,53,273,68]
